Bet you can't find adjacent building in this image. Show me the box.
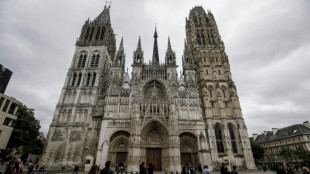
[41,5,256,172]
[0,93,22,150]
[0,64,12,94]
[251,121,310,164]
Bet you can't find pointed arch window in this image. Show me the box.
[91,54,100,67]
[229,125,238,153]
[209,88,213,98]
[215,124,224,153]
[77,73,82,86]
[91,73,96,86]
[78,54,87,67]
[71,73,77,86]
[100,27,105,40]
[86,73,91,86]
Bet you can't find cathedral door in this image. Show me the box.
[116,152,127,165]
[181,153,191,165]
[146,148,162,171]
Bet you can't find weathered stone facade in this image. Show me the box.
[41,5,256,172]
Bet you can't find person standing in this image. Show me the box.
[100,161,114,174]
[198,164,203,174]
[220,163,225,174]
[202,165,211,174]
[148,162,154,174]
[73,165,79,174]
[139,162,146,174]
[230,166,238,174]
[276,165,286,174]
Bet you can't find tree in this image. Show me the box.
[279,147,293,162]
[250,141,264,164]
[294,145,310,163]
[0,105,43,161]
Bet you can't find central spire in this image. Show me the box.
[152,26,159,65]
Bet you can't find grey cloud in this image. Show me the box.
[1,0,309,137]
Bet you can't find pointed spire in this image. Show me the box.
[137,36,142,49]
[152,26,159,64]
[154,25,158,38]
[119,36,124,50]
[168,37,172,50]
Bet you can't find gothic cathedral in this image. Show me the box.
[41,5,256,172]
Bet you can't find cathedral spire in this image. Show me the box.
[113,37,125,67]
[168,36,172,50]
[152,26,159,65]
[137,36,142,49]
[133,36,144,65]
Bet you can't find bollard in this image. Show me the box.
[177,172,178,174]
[131,172,133,174]
[171,172,173,174]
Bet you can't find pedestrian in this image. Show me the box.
[224,167,230,174]
[89,165,99,174]
[198,164,202,174]
[263,165,267,172]
[18,160,23,174]
[287,167,296,174]
[148,161,154,174]
[27,163,34,174]
[4,162,15,174]
[276,165,286,174]
[303,167,310,174]
[100,161,114,174]
[139,162,146,174]
[202,165,211,174]
[220,163,225,174]
[230,166,238,174]
[74,165,79,174]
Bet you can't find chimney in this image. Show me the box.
[272,128,278,135]
[263,131,267,135]
[252,134,258,141]
[303,121,310,128]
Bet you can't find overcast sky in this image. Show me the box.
[1,0,309,137]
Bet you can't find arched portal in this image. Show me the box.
[179,132,199,166]
[141,120,169,171]
[108,130,130,170]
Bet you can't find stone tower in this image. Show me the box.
[185,6,255,170]
[41,4,256,172]
[41,5,115,168]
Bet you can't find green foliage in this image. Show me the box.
[279,147,293,161]
[250,141,264,164]
[1,105,43,160]
[294,146,310,163]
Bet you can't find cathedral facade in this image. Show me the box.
[41,5,256,172]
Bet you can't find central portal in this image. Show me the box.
[146,148,162,171]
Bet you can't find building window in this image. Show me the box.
[292,138,295,142]
[215,124,224,153]
[297,137,301,141]
[86,73,91,86]
[71,73,77,86]
[8,103,17,115]
[77,54,87,67]
[2,99,10,112]
[91,73,96,86]
[91,54,100,67]
[0,97,4,108]
[77,73,82,86]
[229,124,238,153]
[3,117,12,126]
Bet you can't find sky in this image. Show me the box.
[0,0,310,137]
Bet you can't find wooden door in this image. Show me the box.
[146,148,162,171]
[181,153,191,165]
[116,152,127,165]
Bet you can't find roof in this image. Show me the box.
[253,124,310,143]
[93,6,110,24]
